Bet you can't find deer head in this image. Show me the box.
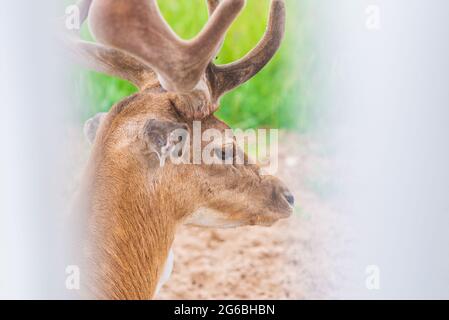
[65,0,293,299]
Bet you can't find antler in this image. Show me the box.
[207,0,286,101]
[88,0,246,93]
[207,0,221,15]
[60,0,158,90]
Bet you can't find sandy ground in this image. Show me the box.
[158,132,346,300]
[69,129,346,299]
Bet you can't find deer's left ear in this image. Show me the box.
[84,112,107,144]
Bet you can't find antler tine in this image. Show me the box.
[61,0,157,90]
[77,0,92,21]
[207,0,286,101]
[89,0,245,93]
[188,0,245,64]
[207,0,221,15]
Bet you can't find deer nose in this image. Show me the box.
[283,192,295,207]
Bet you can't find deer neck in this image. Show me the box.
[79,148,178,300]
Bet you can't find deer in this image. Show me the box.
[63,0,293,299]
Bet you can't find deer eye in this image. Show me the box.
[214,146,233,162]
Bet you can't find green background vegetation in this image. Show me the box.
[76,0,318,131]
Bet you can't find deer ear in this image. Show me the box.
[83,112,107,144]
[144,119,189,165]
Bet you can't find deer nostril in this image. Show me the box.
[283,192,295,207]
